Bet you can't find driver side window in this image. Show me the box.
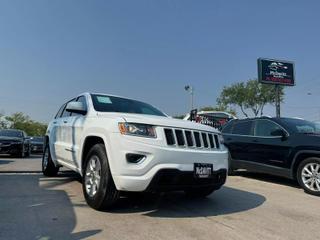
[254,120,283,137]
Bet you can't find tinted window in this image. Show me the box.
[55,104,66,119]
[254,120,283,136]
[71,96,87,116]
[0,130,23,138]
[232,121,253,135]
[91,94,166,117]
[281,118,320,134]
[222,122,233,134]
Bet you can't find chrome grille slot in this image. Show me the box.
[164,129,175,145]
[184,130,194,147]
[193,132,201,147]
[201,132,209,148]
[214,134,220,149]
[175,129,185,146]
[208,134,215,148]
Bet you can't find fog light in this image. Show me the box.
[126,153,146,163]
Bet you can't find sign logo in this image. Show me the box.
[258,58,295,86]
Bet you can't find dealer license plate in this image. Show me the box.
[194,163,213,178]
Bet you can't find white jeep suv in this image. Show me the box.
[43,93,228,210]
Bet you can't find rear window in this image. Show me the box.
[232,121,253,135]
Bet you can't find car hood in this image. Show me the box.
[96,112,220,133]
[0,136,23,142]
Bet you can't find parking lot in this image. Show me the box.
[0,155,319,240]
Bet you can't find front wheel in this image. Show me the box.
[184,186,216,198]
[82,144,119,210]
[42,142,59,176]
[297,157,320,196]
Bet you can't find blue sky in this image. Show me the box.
[0,0,320,123]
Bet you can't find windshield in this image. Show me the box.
[282,118,320,134]
[91,94,166,117]
[0,130,23,138]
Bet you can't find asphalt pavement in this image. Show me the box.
[0,155,319,240]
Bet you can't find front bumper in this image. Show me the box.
[145,169,227,192]
[0,144,22,154]
[108,133,228,192]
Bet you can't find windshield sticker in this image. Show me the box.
[97,96,112,104]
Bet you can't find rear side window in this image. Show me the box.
[254,120,283,136]
[232,121,253,135]
[222,122,233,134]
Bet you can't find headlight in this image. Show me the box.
[118,123,157,138]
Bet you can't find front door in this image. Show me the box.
[251,119,292,168]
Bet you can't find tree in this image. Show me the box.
[5,112,47,136]
[0,113,9,129]
[217,79,284,117]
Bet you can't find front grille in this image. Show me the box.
[164,128,220,150]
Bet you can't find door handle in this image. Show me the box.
[226,138,232,141]
[53,121,57,124]
[252,139,259,143]
[63,120,68,124]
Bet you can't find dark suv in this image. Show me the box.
[222,117,320,196]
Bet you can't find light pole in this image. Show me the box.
[184,85,194,111]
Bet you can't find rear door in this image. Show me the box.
[251,119,292,168]
[63,95,87,167]
[223,120,254,161]
[50,103,66,162]
[55,99,74,163]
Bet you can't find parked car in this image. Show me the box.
[30,136,44,153]
[43,93,228,210]
[184,110,236,130]
[0,129,31,157]
[222,117,320,196]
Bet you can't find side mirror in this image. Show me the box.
[271,129,287,140]
[66,101,87,115]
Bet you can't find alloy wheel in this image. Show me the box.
[85,155,101,197]
[301,163,320,192]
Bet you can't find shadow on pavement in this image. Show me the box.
[235,171,300,189]
[109,186,266,218]
[0,159,13,165]
[0,173,101,240]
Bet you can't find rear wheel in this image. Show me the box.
[297,157,320,196]
[42,142,59,176]
[184,186,216,198]
[82,144,119,210]
[228,152,236,176]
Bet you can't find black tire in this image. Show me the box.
[25,145,31,157]
[184,186,216,198]
[82,143,119,210]
[228,152,236,176]
[42,142,59,177]
[297,157,320,196]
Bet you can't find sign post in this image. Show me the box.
[258,58,295,118]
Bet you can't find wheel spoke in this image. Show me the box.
[304,168,312,175]
[302,172,312,177]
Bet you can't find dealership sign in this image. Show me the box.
[258,58,295,86]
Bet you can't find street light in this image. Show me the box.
[184,85,194,111]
